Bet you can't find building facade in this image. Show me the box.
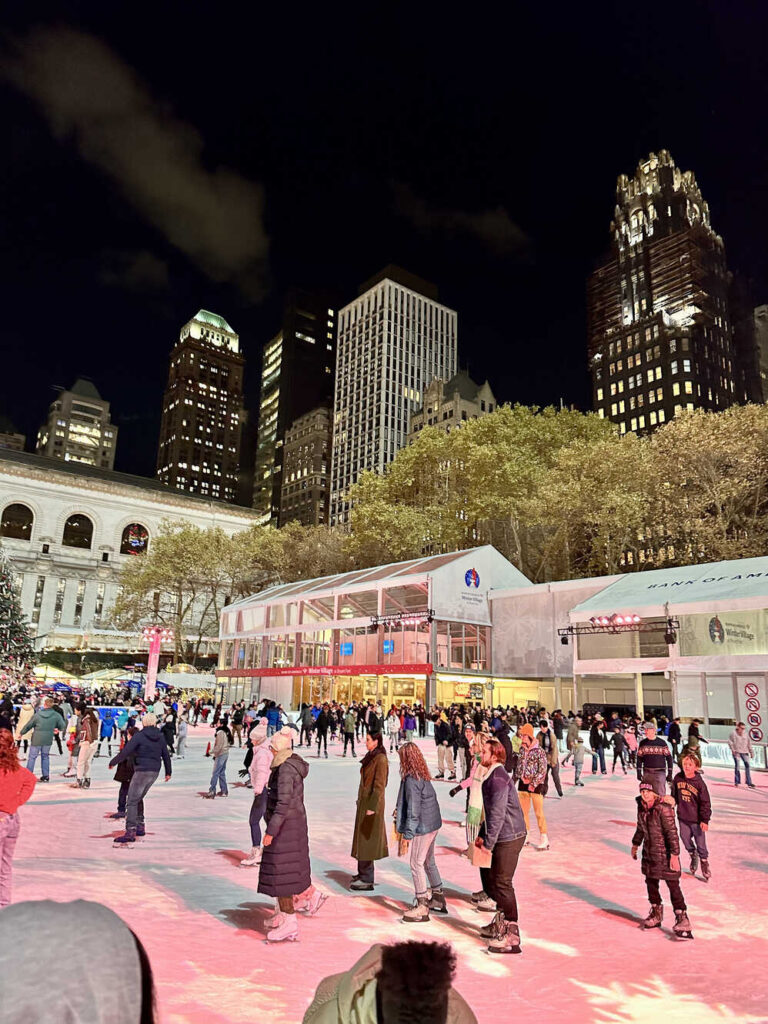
[0,449,259,658]
[755,304,768,402]
[156,310,245,503]
[279,406,331,526]
[0,417,25,452]
[588,150,749,435]
[36,379,118,469]
[253,291,337,523]
[409,371,496,439]
[331,266,458,525]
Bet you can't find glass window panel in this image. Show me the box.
[383,584,429,614]
[339,590,378,618]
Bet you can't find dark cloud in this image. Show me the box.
[100,249,170,292]
[4,28,269,297]
[393,182,528,254]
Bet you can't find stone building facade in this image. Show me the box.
[0,450,258,658]
[408,371,496,439]
[278,406,331,526]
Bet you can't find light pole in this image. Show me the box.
[142,626,174,703]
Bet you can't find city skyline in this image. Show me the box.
[1,7,767,480]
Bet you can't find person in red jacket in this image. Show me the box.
[0,728,37,907]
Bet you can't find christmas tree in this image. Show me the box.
[0,546,35,686]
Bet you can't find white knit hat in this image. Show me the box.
[270,726,294,751]
[253,717,268,741]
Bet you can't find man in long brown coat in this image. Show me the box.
[350,730,389,891]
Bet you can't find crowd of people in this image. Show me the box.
[0,681,761,1015]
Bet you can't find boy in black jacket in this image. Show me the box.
[671,749,712,881]
[631,781,692,938]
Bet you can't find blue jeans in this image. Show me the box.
[679,821,709,859]
[126,769,159,833]
[26,745,50,777]
[209,754,228,795]
[591,747,606,773]
[733,753,753,786]
[249,787,268,845]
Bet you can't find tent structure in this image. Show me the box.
[32,664,74,681]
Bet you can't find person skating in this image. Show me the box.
[109,724,138,820]
[315,705,330,759]
[13,700,34,756]
[19,697,66,782]
[728,721,756,788]
[385,708,400,754]
[561,714,581,765]
[109,713,172,844]
[589,715,607,774]
[204,722,232,797]
[160,713,176,757]
[73,707,99,789]
[258,727,326,942]
[668,717,682,759]
[636,721,673,795]
[475,736,527,954]
[176,714,188,759]
[350,731,389,891]
[611,730,628,774]
[0,729,36,907]
[342,707,356,758]
[631,780,692,938]
[537,719,562,797]
[516,724,549,849]
[394,742,445,922]
[433,713,455,780]
[240,718,272,867]
[671,750,712,881]
[572,736,586,786]
[95,709,116,759]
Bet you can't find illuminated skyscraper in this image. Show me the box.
[253,291,337,522]
[588,150,751,434]
[36,378,117,469]
[156,310,244,502]
[331,266,457,525]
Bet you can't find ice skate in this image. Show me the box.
[487,920,522,955]
[427,888,448,914]
[109,812,126,819]
[471,889,488,904]
[701,859,711,882]
[240,846,262,867]
[447,772,456,781]
[264,908,285,930]
[689,850,699,875]
[536,834,550,851]
[113,830,136,846]
[266,913,299,942]
[135,825,146,837]
[349,878,374,891]
[434,771,444,780]
[401,897,431,923]
[301,889,328,916]
[480,910,505,939]
[673,909,693,939]
[641,904,663,929]
[474,895,497,912]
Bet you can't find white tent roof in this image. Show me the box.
[570,556,768,619]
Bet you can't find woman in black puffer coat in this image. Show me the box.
[631,783,687,930]
[258,727,325,942]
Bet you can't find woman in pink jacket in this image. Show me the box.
[0,728,37,907]
[240,718,273,867]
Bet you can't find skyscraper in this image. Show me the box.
[588,150,750,434]
[253,290,337,523]
[36,378,118,469]
[156,310,244,503]
[279,405,332,526]
[330,266,457,525]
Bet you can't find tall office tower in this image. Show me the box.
[253,290,337,523]
[36,378,118,469]
[330,265,458,525]
[156,310,245,503]
[279,405,332,526]
[588,150,747,434]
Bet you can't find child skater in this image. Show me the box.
[631,781,692,938]
[670,749,711,881]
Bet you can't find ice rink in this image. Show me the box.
[10,726,768,1023]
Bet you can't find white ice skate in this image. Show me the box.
[536,834,550,851]
[266,913,299,943]
[239,846,262,867]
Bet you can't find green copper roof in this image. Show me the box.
[194,310,236,334]
[70,378,103,400]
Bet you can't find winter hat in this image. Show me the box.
[253,717,268,741]
[270,726,294,751]
[639,781,655,792]
[519,723,534,739]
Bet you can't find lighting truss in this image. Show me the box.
[558,617,679,638]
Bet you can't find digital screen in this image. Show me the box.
[340,642,353,656]
[383,640,395,654]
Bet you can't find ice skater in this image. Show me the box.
[394,742,445,922]
[109,724,138,820]
[204,722,232,798]
[109,713,172,844]
[670,749,711,881]
[631,781,692,938]
[240,718,271,867]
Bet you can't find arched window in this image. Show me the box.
[1,503,34,541]
[62,514,93,549]
[120,523,149,555]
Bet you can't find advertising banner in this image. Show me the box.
[679,610,768,658]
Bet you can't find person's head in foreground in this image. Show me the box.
[0,900,156,1023]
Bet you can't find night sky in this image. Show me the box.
[1,2,767,480]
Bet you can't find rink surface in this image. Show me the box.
[11,726,768,1024]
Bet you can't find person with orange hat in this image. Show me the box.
[515,724,549,850]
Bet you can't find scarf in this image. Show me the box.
[465,759,494,841]
[270,748,293,771]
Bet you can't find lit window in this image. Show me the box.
[673,383,681,396]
